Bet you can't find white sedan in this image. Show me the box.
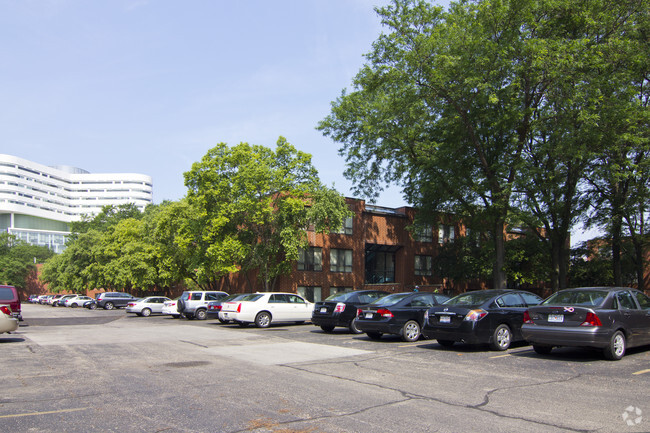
[219,292,313,328]
[0,305,18,334]
[126,297,171,317]
[64,296,94,307]
[161,298,180,318]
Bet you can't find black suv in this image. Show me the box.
[95,292,139,310]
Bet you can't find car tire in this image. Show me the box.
[172,314,180,319]
[366,332,383,340]
[71,303,78,308]
[533,345,553,355]
[177,299,185,314]
[89,303,97,310]
[438,339,455,348]
[104,302,114,310]
[141,308,151,317]
[489,324,512,351]
[195,309,207,320]
[349,319,363,334]
[255,312,272,328]
[401,320,421,342]
[603,330,626,360]
[320,325,335,333]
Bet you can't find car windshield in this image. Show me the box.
[542,290,608,307]
[444,291,496,307]
[325,291,356,302]
[369,293,411,306]
[239,294,263,302]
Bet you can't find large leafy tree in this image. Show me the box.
[184,137,351,291]
[0,233,53,289]
[319,0,648,290]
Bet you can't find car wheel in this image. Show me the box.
[533,345,553,355]
[172,314,180,319]
[255,312,272,328]
[489,324,512,351]
[603,330,626,360]
[366,332,383,340]
[177,299,185,314]
[71,303,78,308]
[88,303,97,310]
[320,325,335,333]
[438,339,455,348]
[349,319,363,334]
[141,308,151,317]
[401,320,421,342]
[195,309,207,320]
[104,302,115,310]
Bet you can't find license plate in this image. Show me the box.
[548,314,564,323]
[440,315,451,323]
[320,307,327,313]
[365,313,373,319]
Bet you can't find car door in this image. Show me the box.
[151,297,165,314]
[617,290,647,346]
[494,293,528,339]
[286,294,311,321]
[632,291,650,344]
[268,294,291,321]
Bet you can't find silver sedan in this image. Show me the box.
[126,297,171,317]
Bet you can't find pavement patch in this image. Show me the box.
[209,341,371,365]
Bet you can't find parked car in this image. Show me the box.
[162,298,180,318]
[84,300,97,310]
[177,291,229,320]
[28,295,40,303]
[312,290,389,333]
[422,289,543,351]
[0,285,22,321]
[219,292,313,328]
[0,305,18,334]
[39,295,53,305]
[206,294,247,322]
[63,295,94,308]
[47,294,65,306]
[521,287,650,360]
[95,292,140,310]
[53,294,77,307]
[126,296,171,317]
[355,291,450,342]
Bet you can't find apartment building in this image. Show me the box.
[0,154,153,252]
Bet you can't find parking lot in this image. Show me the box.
[1,303,649,433]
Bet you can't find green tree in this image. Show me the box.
[0,233,53,289]
[184,138,351,291]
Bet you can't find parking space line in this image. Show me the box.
[490,354,511,359]
[632,369,650,375]
[0,407,89,419]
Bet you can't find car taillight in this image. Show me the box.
[334,303,346,314]
[0,306,11,316]
[580,312,602,327]
[357,308,363,317]
[464,309,488,322]
[237,303,242,313]
[523,310,533,324]
[377,308,393,318]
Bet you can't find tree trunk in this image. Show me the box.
[611,214,623,286]
[493,219,507,290]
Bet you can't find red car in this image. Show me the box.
[0,285,22,321]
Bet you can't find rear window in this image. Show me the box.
[325,291,356,302]
[0,287,15,300]
[542,290,608,307]
[240,294,263,302]
[369,293,411,307]
[445,291,496,307]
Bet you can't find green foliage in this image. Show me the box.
[0,233,53,289]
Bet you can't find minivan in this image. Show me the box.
[0,285,22,321]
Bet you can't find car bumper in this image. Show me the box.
[421,321,491,344]
[0,317,18,333]
[355,319,403,336]
[521,324,613,348]
[311,314,350,328]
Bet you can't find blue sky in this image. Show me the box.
[1,0,598,244]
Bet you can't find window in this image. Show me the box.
[365,251,395,283]
[634,291,650,310]
[287,295,306,304]
[297,286,322,303]
[438,224,455,244]
[496,293,526,308]
[519,292,542,306]
[414,225,433,242]
[298,247,322,271]
[330,249,353,273]
[408,294,436,308]
[617,292,638,310]
[332,216,353,235]
[414,255,433,276]
[269,294,289,303]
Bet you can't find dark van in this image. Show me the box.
[0,285,22,321]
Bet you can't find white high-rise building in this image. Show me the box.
[0,154,153,253]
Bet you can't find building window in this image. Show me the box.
[365,251,395,283]
[415,224,433,242]
[330,249,353,273]
[438,224,455,244]
[414,255,433,276]
[297,286,322,303]
[331,216,353,235]
[298,247,322,271]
